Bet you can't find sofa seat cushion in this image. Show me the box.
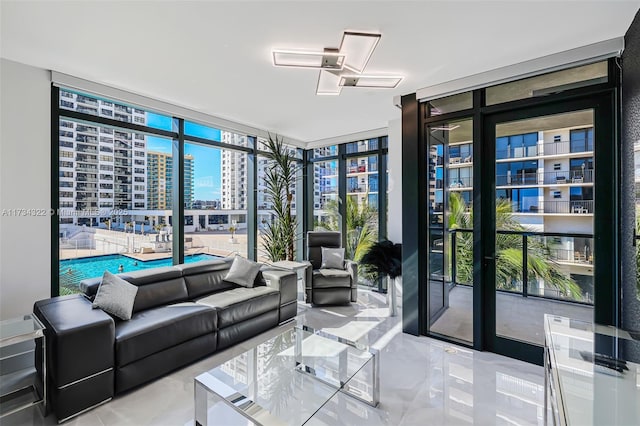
[115,302,217,367]
[312,269,352,288]
[196,287,280,328]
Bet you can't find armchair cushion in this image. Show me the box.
[321,247,345,269]
[312,269,351,288]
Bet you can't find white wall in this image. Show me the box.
[0,59,52,319]
[387,118,402,244]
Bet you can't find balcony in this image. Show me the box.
[75,184,97,191]
[508,200,594,214]
[348,165,368,174]
[495,140,594,161]
[449,156,473,165]
[75,165,98,172]
[76,146,98,154]
[76,135,98,144]
[76,96,98,107]
[496,169,594,187]
[429,229,594,344]
[75,155,98,164]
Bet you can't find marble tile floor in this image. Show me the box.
[5,290,545,426]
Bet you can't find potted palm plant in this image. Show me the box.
[360,240,402,316]
[262,134,298,261]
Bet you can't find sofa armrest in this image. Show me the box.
[345,260,358,302]
[34,294,116,420]
[261,269,297,306]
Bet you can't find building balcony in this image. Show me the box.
[76,136,98,144]
[508,200,594,214]
[495,141,594,161]
[75,184,97,191]
[496,169,594,187]
[76,147,98,154]
[75,155,98,164]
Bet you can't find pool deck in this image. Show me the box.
[59,232,254,261]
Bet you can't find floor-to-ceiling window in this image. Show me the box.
[309,138,388,289]
[53,88,302,295]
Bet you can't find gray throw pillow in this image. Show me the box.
[321,247,345,269]
[92,271,138,320]
[225,256,262,288]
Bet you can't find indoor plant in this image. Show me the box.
[360,240,402,316]
[262,134,298,261]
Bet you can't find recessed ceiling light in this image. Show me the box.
[339,75,403,88]
[272,49,345,69]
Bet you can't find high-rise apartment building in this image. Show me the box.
[58,90,147,226]
[437,121,595,298]
[146,151,195,209]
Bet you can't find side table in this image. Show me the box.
[271,260,311,301]
[0,314,46,419]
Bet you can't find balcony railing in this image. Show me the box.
[508,200,593,214]
[496,141,594,160]
[496,169,594,186]
[449,228,593,304]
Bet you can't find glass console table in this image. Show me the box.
[544,314,640,425]
[0,314,46,419]
[195,324,379,426]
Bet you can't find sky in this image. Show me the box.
[146,113,222,201]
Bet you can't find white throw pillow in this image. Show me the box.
[92,271,138,320]
[321,247,345,269]
[225,256,262,288]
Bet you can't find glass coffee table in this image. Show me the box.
[195,325,379,426]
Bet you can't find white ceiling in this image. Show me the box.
[1,1,639,144]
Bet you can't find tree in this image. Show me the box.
[320,196,377,262]
[261,134,298,261]
[448,192,583,300]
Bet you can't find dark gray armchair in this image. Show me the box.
[305,231,358,305]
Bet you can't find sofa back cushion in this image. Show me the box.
[177,259,237,299]
[80,267,188,314]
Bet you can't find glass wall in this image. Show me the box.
[311,139,388,288]
[183,141,248,259]
[56,89,266,294]
[54,89,387,296]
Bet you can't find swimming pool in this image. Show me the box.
[59,254,220,291]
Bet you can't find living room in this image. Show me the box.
[2,1,640,425]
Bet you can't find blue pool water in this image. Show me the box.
[59,254,219,289]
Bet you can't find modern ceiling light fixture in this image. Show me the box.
[271,30,403,95]
[339,74,403,88]
[272,48,345,69]
[316,70,343,96]
[339,31,381,73]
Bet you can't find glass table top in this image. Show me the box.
[0,314,45,348]
[195,325,376,426]
[544,315,640,426]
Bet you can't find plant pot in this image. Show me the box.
[229,237,237,244]
[387,275,399,317]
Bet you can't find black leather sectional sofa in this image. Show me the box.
[33,257,297,422]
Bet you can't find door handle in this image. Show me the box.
[483,256,495,268]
